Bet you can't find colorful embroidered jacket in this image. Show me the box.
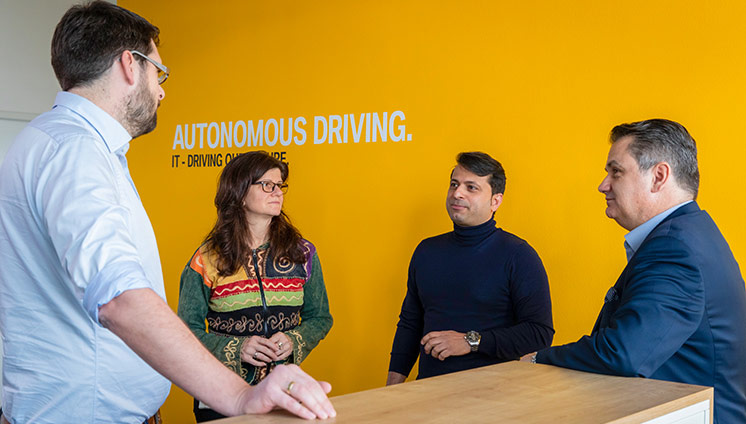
[177,240,333,384]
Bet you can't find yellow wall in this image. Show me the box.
[119,1,746,422]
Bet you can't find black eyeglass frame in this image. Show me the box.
[252,180,289,194]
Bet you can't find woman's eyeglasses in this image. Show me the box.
[252,180,288,194]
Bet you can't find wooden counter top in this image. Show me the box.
[211,361,713,423]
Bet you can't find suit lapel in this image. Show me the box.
[591,202,700,333]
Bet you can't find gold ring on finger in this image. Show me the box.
[286,381,295,393]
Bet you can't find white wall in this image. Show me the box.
[0,0,75,163]
[0,0,116,407]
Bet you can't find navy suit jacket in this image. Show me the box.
[538,202,746,423]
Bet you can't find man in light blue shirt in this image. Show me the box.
[0,2,335,423]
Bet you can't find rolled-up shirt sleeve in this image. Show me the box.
[37,133,153,323]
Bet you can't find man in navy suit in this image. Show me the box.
[524,119,746,423]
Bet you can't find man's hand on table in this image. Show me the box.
[386,371,407,386]
[240,364,336,420]
[520,352,537,363]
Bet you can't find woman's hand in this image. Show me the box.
[268,332,293,361]
[241,336,280,366]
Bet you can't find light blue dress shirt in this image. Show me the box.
[0,92,170,423]
[624,200,693,261]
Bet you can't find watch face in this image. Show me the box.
[466,331,479,343]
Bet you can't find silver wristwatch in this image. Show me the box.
[464,330,481,352]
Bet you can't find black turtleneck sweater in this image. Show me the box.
[389,219,554,379]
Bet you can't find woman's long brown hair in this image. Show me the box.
[204,151,305,276]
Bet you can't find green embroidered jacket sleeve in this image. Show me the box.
[285,252,333,364]
[177,262,250,379]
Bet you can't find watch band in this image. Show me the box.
[464,330,481,352]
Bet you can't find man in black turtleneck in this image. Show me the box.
[386,151,554,384]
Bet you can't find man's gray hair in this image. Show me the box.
[610,119,699,199]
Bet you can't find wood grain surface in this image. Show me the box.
[209,361,713,423]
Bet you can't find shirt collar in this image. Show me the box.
[52,91,132,153]
[624,200,693,261]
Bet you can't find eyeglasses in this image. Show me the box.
[253,180,288,194]
[131,50,170,84]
